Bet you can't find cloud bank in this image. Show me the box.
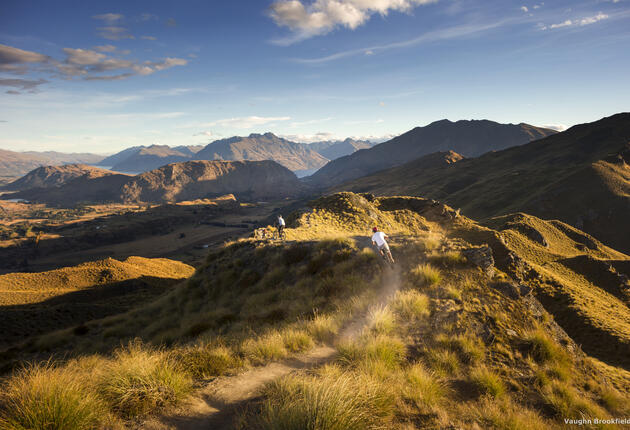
[269,0,437,44]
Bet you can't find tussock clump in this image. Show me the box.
[429,250,467,266]
[241,332,288,365]
[541,381,608,420]
[425,348,460,376]
[171,344,243,378]
[469,366,506,398]
[281,329,314,353]
[367,305,396,334]
[524,330,570,367]
[338,334,406,370]
[391,289,430,320]
[98,342,192,418]
[459,397,550,430]
[251,372,396,430]
[436,334,485,364]
[409,263,441,287]
[404,363,448,412]
[0,363,108,430]
[307,313,340,343]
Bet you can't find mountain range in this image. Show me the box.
[306,138,374,160]
[7,160,303,205]
[195,133,328,175]
[337,113,630,253]
[306,120,557,187]
[0,149,105,179]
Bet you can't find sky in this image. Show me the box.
[0,0,629,154]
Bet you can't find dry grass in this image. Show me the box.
[0,363,110,430]
[367,305,396,334]
[281,328,314,353]
[251,371,397,430]
[338,334,406,370]
[403,363,448,412]
[391,289,430,320]
[241,333,288,365]
[307,313,340,343]
[470,366,506,398]
[409,263,442,287]
[171,343,243,378]
[425,348,460,377]
[98,342,192,418]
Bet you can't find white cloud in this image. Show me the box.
[365,49,374,55]
[550,19,572,29]
[579,12,608,25]
[193,131,215,137]
[542,124,567,131]
[202,116,292,129]
[542,12,609,30]
[141,35,157,40]
[520,6,528,12]
[269,0,438,44]
[92,13,124,24]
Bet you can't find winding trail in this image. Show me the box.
[139,267,401,430]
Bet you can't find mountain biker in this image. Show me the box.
[277,215,285,238]
[371,226,394,263]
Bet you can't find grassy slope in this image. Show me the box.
[338,113,630,253]
[0,257,195,353]
[0,192,628,429]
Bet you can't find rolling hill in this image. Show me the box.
[0,149,104,178]
[1,191,628,428]
[307,119,556,187]
[195,132,329,173]
[338,113,630,253]
[1,164,114,192]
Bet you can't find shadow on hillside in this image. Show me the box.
[0,276,181,351]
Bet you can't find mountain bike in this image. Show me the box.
[376,244,395,266]
[273,227,286,241]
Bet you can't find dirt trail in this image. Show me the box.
[139,267,401,430]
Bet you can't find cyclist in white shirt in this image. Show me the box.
[371,226,394,263]
[277,215,285,237]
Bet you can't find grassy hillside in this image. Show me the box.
[307,119,556,188]
[0,192,628,429]
[0,257,194,351]
[339,113,630,254]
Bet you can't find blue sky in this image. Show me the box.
[0,0,629,153]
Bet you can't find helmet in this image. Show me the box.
[372,227,378,232]
[278,214,282,218]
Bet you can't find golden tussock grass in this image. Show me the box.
[0,363,111,430]
[391,289,430,320]
[249,371,397,430]
[409,263,442,287]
